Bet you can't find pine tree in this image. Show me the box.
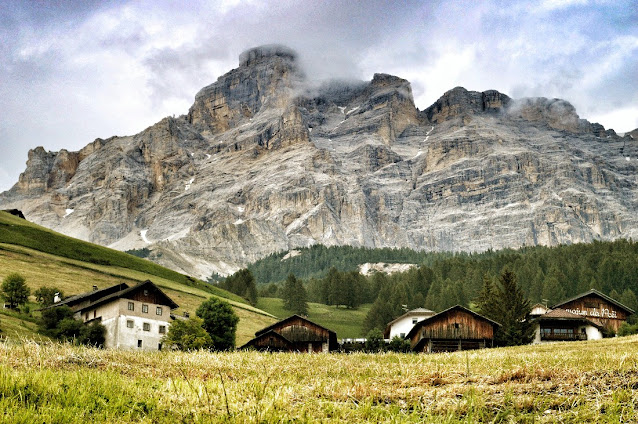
[282,273,308,315]
[474,269,534,346]
[1,273,30,309]
[542,276,565,306]
[494,269,535,346]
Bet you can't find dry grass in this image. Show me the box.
[1,336,637,422]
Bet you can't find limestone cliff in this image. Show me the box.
[1,45,637,278]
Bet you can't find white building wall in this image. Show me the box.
[585,325,603,340]
[389,316,428,339]
[114,315,168,350]
[78,297,171,351]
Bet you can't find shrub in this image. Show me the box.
[162,317,213,350]
[196,297,239,351]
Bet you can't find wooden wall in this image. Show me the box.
[560,295,630,332]
[410,309,495,348]
[270,317,332,343]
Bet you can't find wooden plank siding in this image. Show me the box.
[407,306,499,353]
[556,294,631,332]
[243,315,338,352]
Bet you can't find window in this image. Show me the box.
[159,325,166,334]
[142,304,148,313]
[400,332,405,338]
[126,320,134,328]
[412,318,418,324]
[143,323,151,331]
[128,302,134,311]
[158,343,162,351]
[156,306,163,316]
[93,310,97,318]
[137,340,142,348]
[85,313,89,321]
[144,289,149,296]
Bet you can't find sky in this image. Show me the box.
[0,0,636,192]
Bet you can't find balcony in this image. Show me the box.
[540,333,587,341]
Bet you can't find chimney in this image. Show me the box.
[92,285,98,291]
[53,292,61,303]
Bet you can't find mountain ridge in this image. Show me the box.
[2,45,637,278]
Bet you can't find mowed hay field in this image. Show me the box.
[2,336,638,423]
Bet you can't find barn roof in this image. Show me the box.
[405,305,501,340]
[51,282,130,308]
[239,330,293,350]
[536,308,604,329]
[254,315,336,337]
[551,289,635,314]
[58,280,178,314]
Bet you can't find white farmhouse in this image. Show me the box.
[384,307,435,340]
[52,280,179,350]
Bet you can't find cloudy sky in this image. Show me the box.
[1,0,636,192]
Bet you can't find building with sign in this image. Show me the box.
[531,289,634,343]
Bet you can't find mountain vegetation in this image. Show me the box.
[0,211,276,345]
[245,239,638,335]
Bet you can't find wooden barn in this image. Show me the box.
[406,305,500,353]
[240,315,338,352]
[550,289,634,333]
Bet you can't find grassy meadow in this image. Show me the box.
[2,335,638,423]
[257,297,371,338]
[0,211,276,345]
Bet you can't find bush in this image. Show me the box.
[196,297,239,351]
[39,305,105,347]
[162,317,213,350]
[618,322,638,337]
[365,329,386,353]
[34,286,63,306]
[387,336,412,353]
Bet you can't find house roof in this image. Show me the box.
[51,282,130,309]
[405,305,501,340]
[551,289,635,314]
[239,330,293,350]
[254,315,336,337]
[385,308,435,327]
[536,308,604,329]
[62,280,179,314]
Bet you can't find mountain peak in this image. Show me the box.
[239,44,297,67]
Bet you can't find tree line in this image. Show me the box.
[222,239,638,337]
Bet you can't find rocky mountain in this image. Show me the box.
[2,45,637,279]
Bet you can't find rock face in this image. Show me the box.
[2,45,637,278]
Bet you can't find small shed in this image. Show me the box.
[550,289,634,333]
[406,305,500,353]
[240,315,338,352]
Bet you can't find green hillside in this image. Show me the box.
[256,297,371,338]
[0,211,276,344]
